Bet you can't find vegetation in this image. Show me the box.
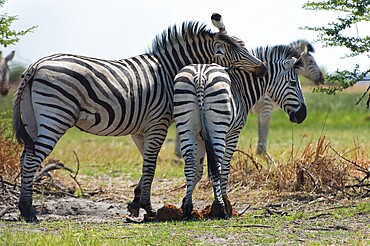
[302,0,370,106]
[0,0,36,47]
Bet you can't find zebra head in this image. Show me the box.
[265,46,307,124]
[211,13,267,77]
[290,40,324,85]
[0,50,15,95]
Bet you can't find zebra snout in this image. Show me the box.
[0,85,9,95]
[289,103,307,124]
[254,62,268,78]
[315,73,325,85]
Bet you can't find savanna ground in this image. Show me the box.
[0,83,369,245]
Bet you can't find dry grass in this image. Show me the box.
[0,124,21,181]
[229,135,370,196]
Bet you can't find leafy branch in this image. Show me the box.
[0,0,37,47]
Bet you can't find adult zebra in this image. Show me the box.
[174,45,306,219]
[0,50,15,95]
[13,16,267,222]
[173,39,323,161]
[251,39,324,162]
[174,64,232,219]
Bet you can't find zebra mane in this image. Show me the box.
[255,45,304,69]
[148,21,244,53]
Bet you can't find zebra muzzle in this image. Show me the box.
[289,104,307,124]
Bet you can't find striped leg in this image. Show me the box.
[256,104,275,165]
[129,123,169,218]
[219,128,243,217]
[179,130,199,219]
[19,128,69,222]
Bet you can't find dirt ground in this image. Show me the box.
[1,175,369,230]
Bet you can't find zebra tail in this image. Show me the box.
[199,106,220,181]
[13,67,36,152]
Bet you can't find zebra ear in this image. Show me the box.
[5,51,15,62]
[283,57,297,70]
[211,13,227,34]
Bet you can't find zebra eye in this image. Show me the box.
[289,80,298,86]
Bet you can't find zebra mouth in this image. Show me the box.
[289,104,307,124]
[253,62,268,78]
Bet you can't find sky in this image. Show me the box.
[1,0,369,73]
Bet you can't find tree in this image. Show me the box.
[302,0,370,107]
[0,0,36,47]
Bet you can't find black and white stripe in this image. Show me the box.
[174,45,307,218]
[251,40,323,162]
[174,64,231,219]
[13,20,267,222]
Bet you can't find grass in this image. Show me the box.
[1,88,369,245]
[1,201,369,245]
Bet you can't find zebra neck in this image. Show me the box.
[229,72,266,115]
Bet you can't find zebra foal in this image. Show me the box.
[13,15,267,222]
[174,45,307,219]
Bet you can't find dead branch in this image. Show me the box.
[70,150,84,196]
[235,149,262,171]
[34,162,74,183]
[330,146,370,176]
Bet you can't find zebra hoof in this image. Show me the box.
[19,202,38,223]
[127,201,140,217]
[181,203,193,220]
[211,201,229,220]
[223,195,233,218]
[141,203,157,218]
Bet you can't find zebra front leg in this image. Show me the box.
[257,107,275,165]
[127,177,142,217]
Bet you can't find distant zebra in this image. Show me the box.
[173,64,232,219]
[0,51,15,95]
[174,45,306,218]
[251,39,324,162]
[13,17,267,222]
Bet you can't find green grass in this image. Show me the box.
[1,201,369,245]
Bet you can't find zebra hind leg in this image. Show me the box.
[181,152,196,220]
[18,148,38,222]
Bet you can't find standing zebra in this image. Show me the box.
[174,39,323,161]
[13,17,268,222]
[174,45,306,219]
[251,39,324,162]
[0,50,15,95]
[173,64,232,219]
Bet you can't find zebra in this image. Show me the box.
[0,50,15,95]
[174,45,306,219]
[174,39,324,161]
[13,16,268,222]
[251,39,324,163]
[173,63,232,219]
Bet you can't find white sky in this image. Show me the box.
[1,0,369,72]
